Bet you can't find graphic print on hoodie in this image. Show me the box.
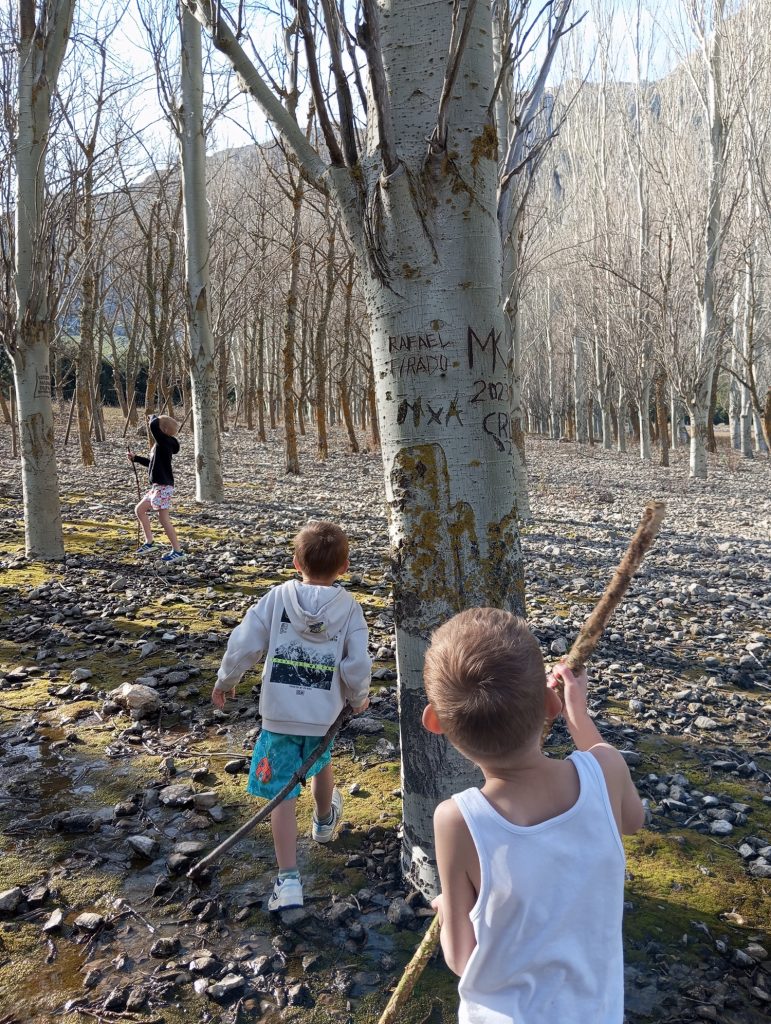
[269,609,337,691]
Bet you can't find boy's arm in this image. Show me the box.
[213,600,270,693]
[433,799,478,977]
[339,605,371,710]
[550,664,645,836]
[132,455,150,467]
[588,745,646,835]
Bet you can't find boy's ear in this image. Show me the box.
[293,556,302,573]
[422,703,444,735]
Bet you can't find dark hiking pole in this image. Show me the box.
[187,705,352,880]
[127,444,141,547]
[377,500,667,1024]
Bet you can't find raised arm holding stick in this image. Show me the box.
[377,500,665,1024]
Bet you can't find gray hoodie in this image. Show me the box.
[215,579,371,736]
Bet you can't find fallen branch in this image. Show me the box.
[379,499,666,1024]
[187,706,352,879]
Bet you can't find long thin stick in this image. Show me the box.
[544,498,666,727]
[187,706,351,879]
[378,500,666,1023]
[378,914,441,1024]
[127,444,142,546]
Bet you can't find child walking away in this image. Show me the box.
[211,521,371,911]
[127,414,185,563]
[423,608,646,1024]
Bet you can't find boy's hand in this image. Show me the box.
[349,697,370,714]
[548,663,589,723]
[211,686,235,709]
[126,451,135,463]
[431,893,444,926]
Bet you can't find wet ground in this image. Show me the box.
[0,420,770,1023]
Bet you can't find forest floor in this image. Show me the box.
[0,416,770,1024]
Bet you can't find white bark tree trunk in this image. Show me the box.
[188,0,526,902]
[638,381,651,460]
[10,0,74,560]
[617,386,627,453]
[179,8,224,502]
[689,2,726,480]
[573,331,587,443]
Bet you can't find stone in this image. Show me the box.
[127,835,158,859]
[386,897,415,928]
[42,908,64,932]
[115,683,162,714]
[51,811,96,833]
[150,937,180,958]
[158,783,195,807]
[189,956,220,976]
[208,974,245,1002]
[693,716,718,730]
[193,791,218,809]
[70,667,93,682]
[0,887,24,913]
[749,859,771,879]
[74,912,105,932]
[346,716,384,735]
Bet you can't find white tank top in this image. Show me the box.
[452,750,626,1024]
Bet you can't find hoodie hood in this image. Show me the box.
[281,579,353,640]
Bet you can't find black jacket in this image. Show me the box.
[133,416,179,487]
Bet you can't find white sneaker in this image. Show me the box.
[267,875,303,911]
[312,787,343,844]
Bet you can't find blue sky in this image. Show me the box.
[97,1,692,158]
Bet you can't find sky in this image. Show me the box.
[88,0,696,159]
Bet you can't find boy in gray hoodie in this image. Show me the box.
[211,521,371,910]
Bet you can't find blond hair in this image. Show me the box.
[423,608,546,761]
[158,415,179,437]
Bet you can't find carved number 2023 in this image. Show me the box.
[471,379,510,403]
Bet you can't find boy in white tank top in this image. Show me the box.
[422,608,646,1024]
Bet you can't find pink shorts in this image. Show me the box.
[145,484,174,511]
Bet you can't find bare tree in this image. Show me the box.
[5,0,74,559]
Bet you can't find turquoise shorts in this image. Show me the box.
[246,729,332,801]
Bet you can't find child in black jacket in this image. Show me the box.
[127,415,185,562]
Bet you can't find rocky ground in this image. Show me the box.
[0,418,769,1024]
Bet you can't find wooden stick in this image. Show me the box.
[381,499,666,1020]
[187,706,352,879]
[544,498,666,730]
[127,443,142,546]
[378,914,441,1024]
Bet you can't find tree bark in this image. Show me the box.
[188,0,527,902]
[9,0,74,559]
[179,8,224,502]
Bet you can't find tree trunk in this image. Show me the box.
[188,0,526,904]
[179,8,224,502]
[706,360,719,454]
[654,370,669,467]
[573,332,587,443]
[638,381,651,460]
[688,383,710,479]
[9,0,73,559]
[282,177,303,476]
